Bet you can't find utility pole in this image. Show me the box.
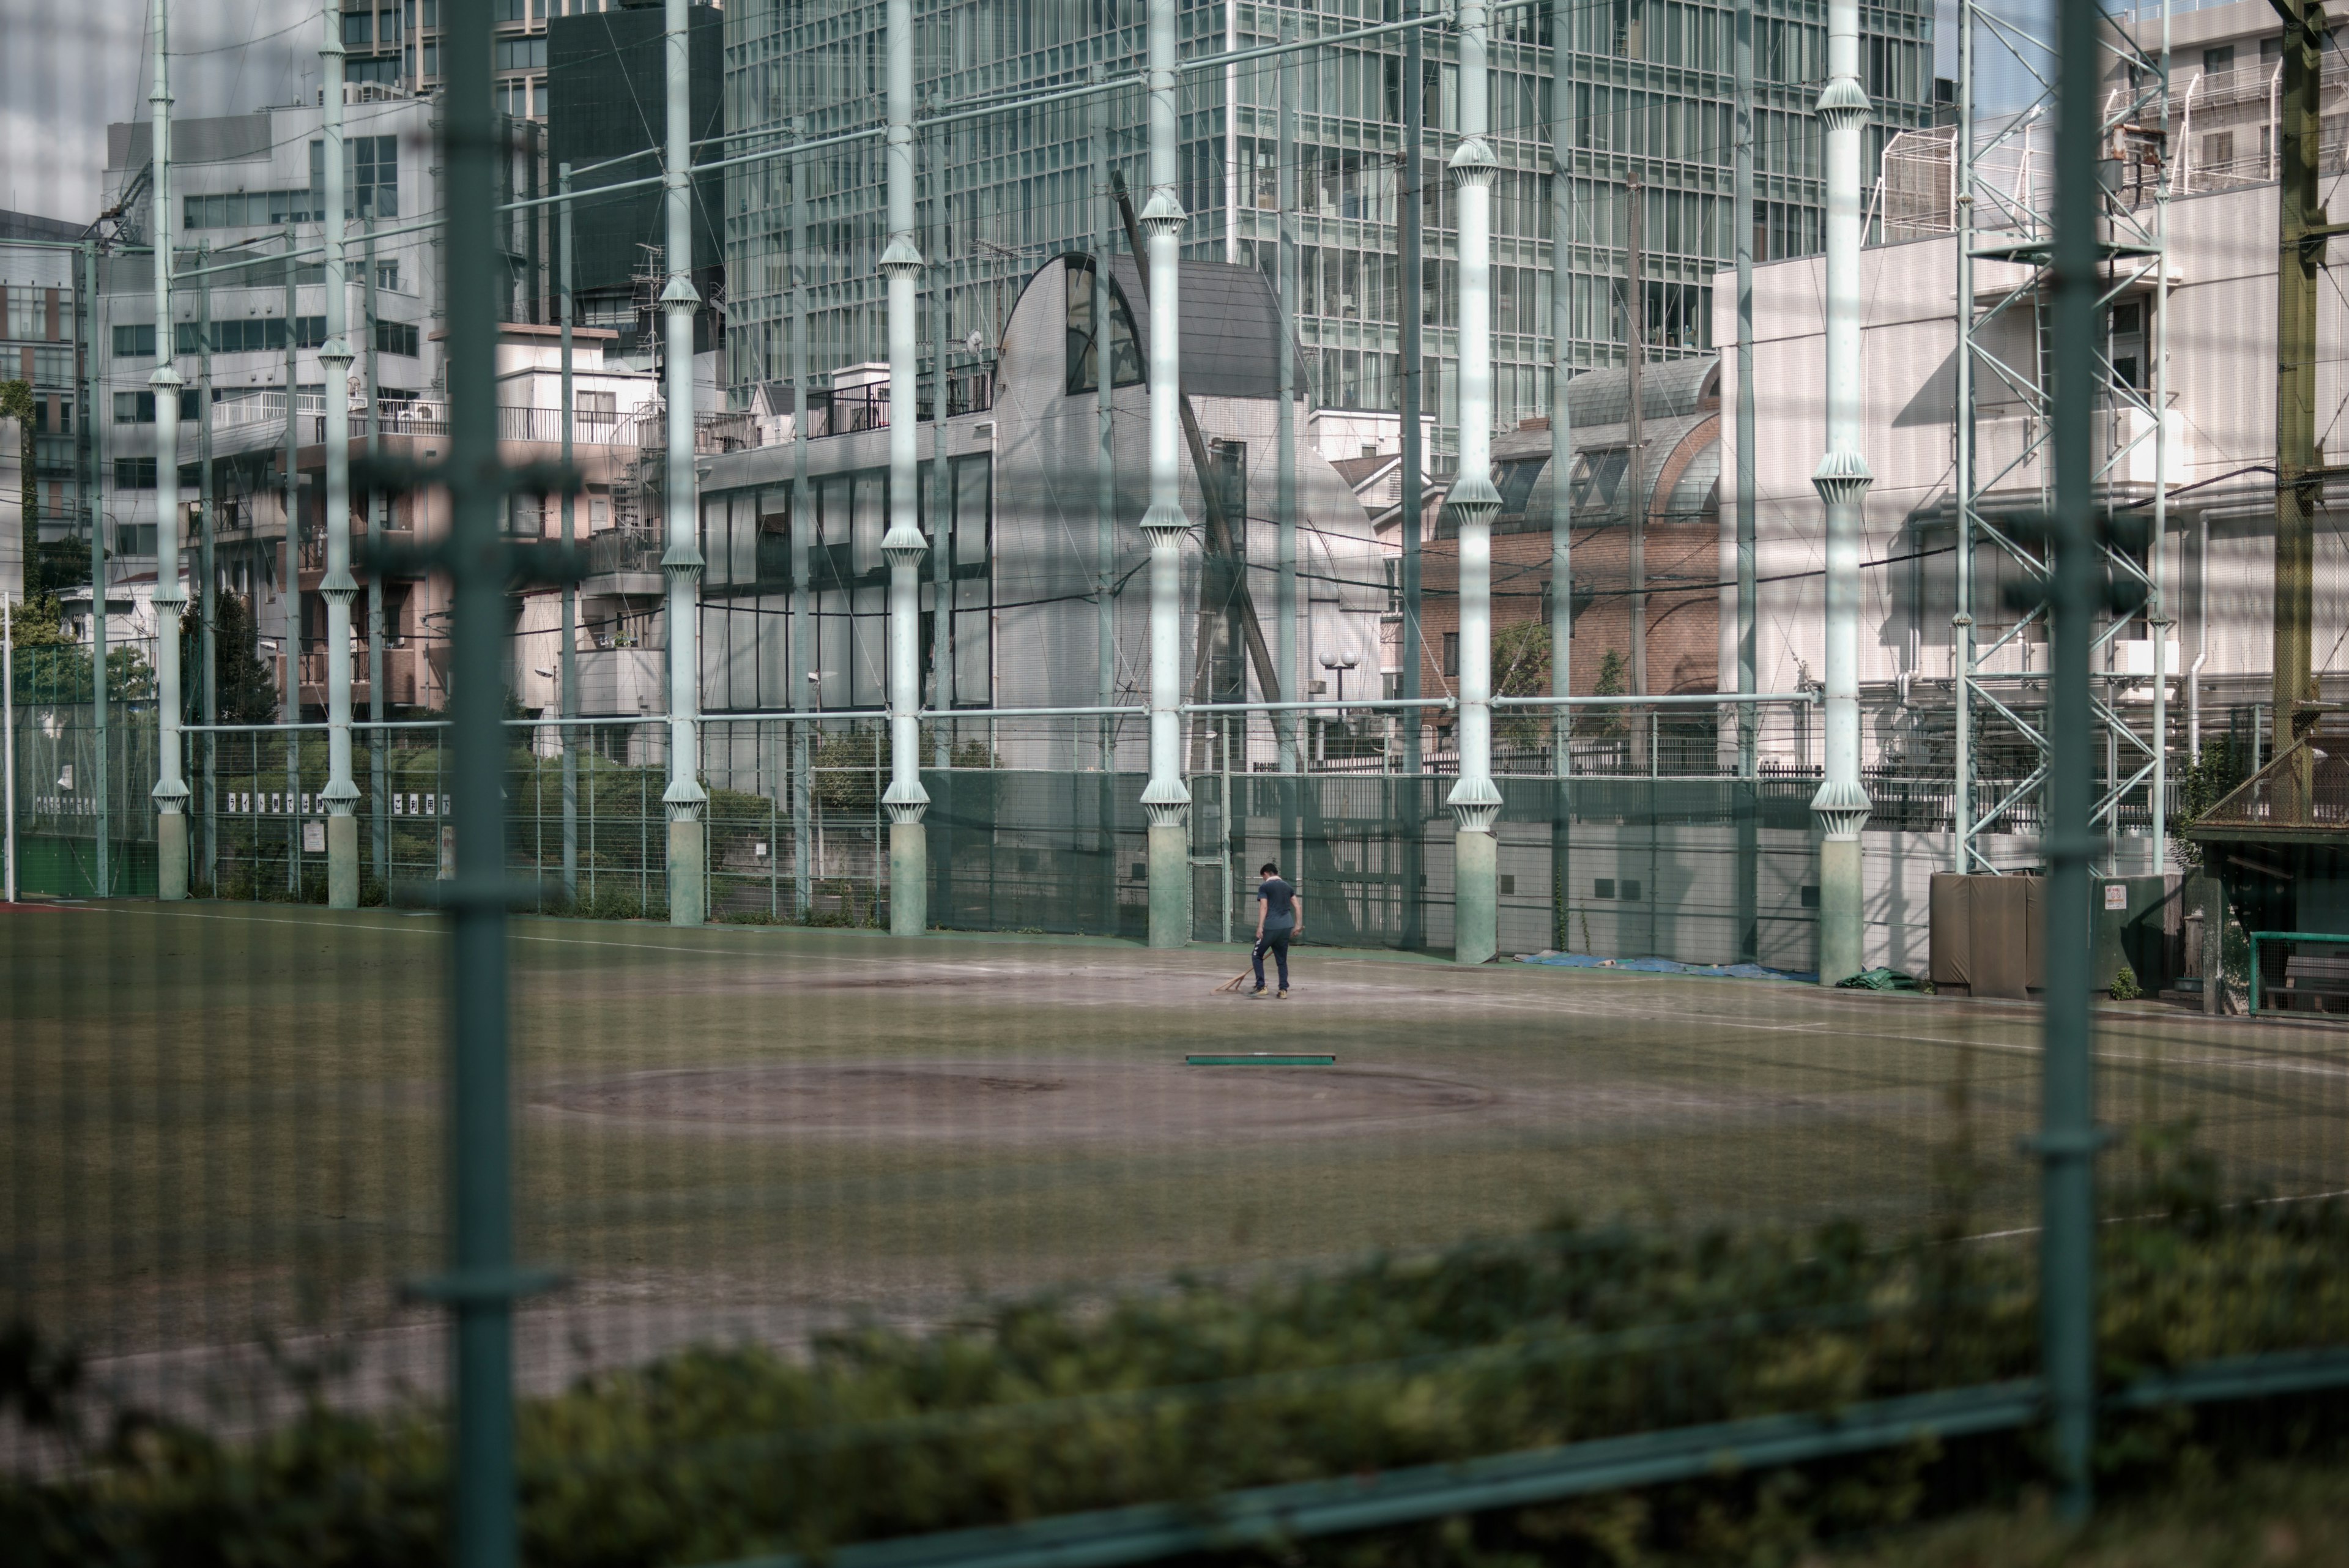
[1811,0,1876,986]
[558,165,578,904]
[879,0,930,937]
[2273,0,2324,816]
[1446,2,1504,965]
[150,0,192,901]
[1139,0,1193,949]
[1400,1,1426,952]
[321,2,363,909]
[658,0,708,925]
[1733,0,1759,963]
[1550,0,1576,951]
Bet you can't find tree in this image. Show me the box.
[180,590,279,724]
[1490,620,1552,750]
[2175,736,2249,871]
[6,592,154,705]
[1576,648,1628,738]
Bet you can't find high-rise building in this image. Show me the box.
[718,1,1937,458]
[1,210,94,605]
[546,1,725,356]
[339,0,574,124]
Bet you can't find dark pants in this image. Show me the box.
[1253,928,1292,990]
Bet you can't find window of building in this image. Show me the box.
[375,319,420,358]
[4,286,51,340]
[375,261,403,293]
[1442,631,1460,678]
[1063,257,1142,396]
[114,457,157,489]
[493,35,546,72]
[2202,45,2235,76]
[575,388,615,418]
[306,136,399,220]
[342,10,371,45]
[113,323,157,359]
[114,391,155,423]
[2204,131,2233,171]
[183,189,323,229]
[2108,300,2145,389]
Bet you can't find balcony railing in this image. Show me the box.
[194,395,759,451]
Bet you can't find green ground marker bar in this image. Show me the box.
[1185,1053,1338,1066]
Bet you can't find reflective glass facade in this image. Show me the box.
[721,1,1935,456]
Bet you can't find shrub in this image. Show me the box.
[5,1190,2346,1568]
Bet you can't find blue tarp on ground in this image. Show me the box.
[1516,952,1819,984]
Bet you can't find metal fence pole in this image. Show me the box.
[559,165,579,905]
[4,595,14,904]
[2042,0,2106,1520]
[86,239,109,900]
[1398,0,1425,953]
[439,9,525,1564]
[1732,0,1759,963]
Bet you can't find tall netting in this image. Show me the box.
[9,1,2349,1563]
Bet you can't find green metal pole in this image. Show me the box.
[1275,19,1298,781]
[85,237,107,901]
[789,136,812,920]
[2043,0,2105,1520]
[282,226,300,893]
[1094,77,1118,932]
[441,4,521,1562]
[1551,0,1576,952]
[199,245,217,889]
[560,165,578,905]
[365,220,387,885]
[1398,2,1425,951]
[1732,0,1758,963]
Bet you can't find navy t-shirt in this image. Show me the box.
[1257,877,1297,932]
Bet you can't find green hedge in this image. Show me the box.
[6,1165,2346,1568]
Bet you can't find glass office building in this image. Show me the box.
[719,1,1937,456]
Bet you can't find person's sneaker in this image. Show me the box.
[1276,988,1290,1000]
[1249,986,1267,997]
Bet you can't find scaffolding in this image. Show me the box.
[1953,1,2173,875]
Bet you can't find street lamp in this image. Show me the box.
[1318,651,1360,765]
[1319,650,1361,705]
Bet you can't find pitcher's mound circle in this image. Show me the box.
[536,1060,1502,1143]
